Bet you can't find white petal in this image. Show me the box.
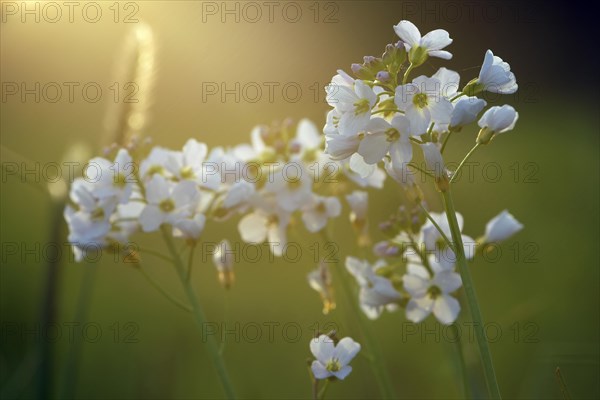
[433,295,460,325]
[484,210,523,243]
[310,335,335,361]
[296,119,322,150]
[334,337,361,365]
[238,213,268,243]
[349,153,376,178]
[393,20,421,46]
[403,273,430,297]
[139,205,164,232]
[428,50,453,60]
[421,29,452,50]
[311,361,331,380]
[358,132,390,164]
[405,298,432,323]
[332,365,353,380]
[434,270,462,293]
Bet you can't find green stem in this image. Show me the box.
[450,143,480,184]
[138,247,174,263]
[186,242,196,281]
[324,237,397,399]
[161,226,237,399]
[137,264,192,312]
[59,263,97,400]
[403,63,415,84]
[451,323,472,399]
[418,202,455,252]
[441,189,501,399]
[408,162,435,179]
[317,380,330,399]
[440,131,453,154]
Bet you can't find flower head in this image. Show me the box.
[394,20,453,64]
[483,210,523,243]
[310,335,361,380]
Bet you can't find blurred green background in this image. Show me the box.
[1,1,598,399]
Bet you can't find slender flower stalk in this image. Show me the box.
[450,144,480,184]
[322,233,397,399]
[441,189,501,399]
[160,226,237,399]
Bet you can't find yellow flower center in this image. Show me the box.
[326,358,341,372]
[413,93,428,109]
[159,199,175,213]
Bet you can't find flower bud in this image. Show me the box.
[476,105,519,144]
[483,210,523,243]
[376,71,391,83]
[351,63,374,80]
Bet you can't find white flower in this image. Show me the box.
[346,257,401,319]
[478,105,519,134]
[165,139,220,190]
[291,119,323,159]
[395,76,453,135]
[432,67,460,99]
[324,133,361,161]
[403,256,462,325]
[139,175,199,232]
[172,213,206,240]
[420,142,447,180]
[88,148,134,203]
[449,97,487,129]
[346,190,368,223]
[222,180,256,210]
[310,335,361,380]
[302,195,341,233]
[418,211,476,262]
[139,147,175,180]
[65,179,117,261]
[108,197,144,244]
[327,80,377,135]
[264,163,313,212]
[476,50,518,94]
[394,20,453,61]
[358,115,412,169]
[483,210,523,243]
[213,239,235,288]
[238,203,290,257]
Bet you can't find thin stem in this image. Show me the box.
[418,202,455,252]
[323,234,397,399]
[136,264,192,312]
[59,264,98,400]
[441,189,501,399]
[138,247,175,263]
[403,63,415,84]
[450,92,466,102]
[441,131,453,154]
[451,323,472,399]
[317,380,330,399]
[409,137,424,145]
[450,143,480,184]
[408,162,435,179]
[161,226,237,399]
[186,242,196,281]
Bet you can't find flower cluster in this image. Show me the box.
[320,20,524,325]
[64,119,384,283]
[338,204,523,325]
[324,20,519,187]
